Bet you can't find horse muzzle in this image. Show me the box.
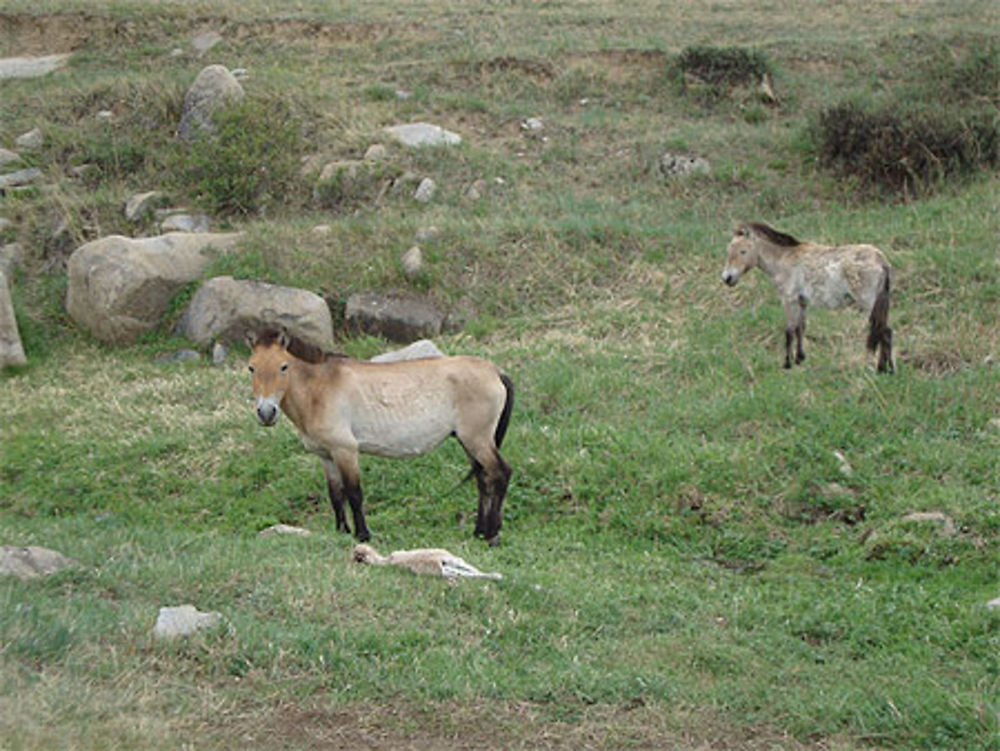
[256,400,279,427]
[721,269,740,286]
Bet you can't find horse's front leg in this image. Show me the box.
[332,448,370,542]
[321,459,351,535]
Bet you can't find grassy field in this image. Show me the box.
[2,1,999,749]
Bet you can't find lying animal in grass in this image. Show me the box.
[352,544,502,580]
[721,221,894,372]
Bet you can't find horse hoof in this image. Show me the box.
[486,535,500,547]
[357,531,371,542]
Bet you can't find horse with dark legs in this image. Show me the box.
[247,329,514,545]
[721,222,894,373]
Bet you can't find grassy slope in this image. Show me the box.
[2,1,999,749]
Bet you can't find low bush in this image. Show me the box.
[171,97,306,216]
[813,102,999,194]
[676,45,771,88]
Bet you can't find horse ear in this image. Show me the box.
[278,328,290,350]
[245,330,258,349]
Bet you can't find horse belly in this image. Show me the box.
[353,404,455,458]
[807,262,856,309]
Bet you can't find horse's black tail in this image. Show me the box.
[494,373,515,450]
[867,265,891,353]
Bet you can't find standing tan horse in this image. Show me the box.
[247,329,514,544]
[721,222,894,372]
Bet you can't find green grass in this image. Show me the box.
[2,1,1000,748]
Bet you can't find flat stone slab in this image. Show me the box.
[370,339,445,363]
[1,546,78,579]
[153,604,223,639]
[0,54,70,80]
[0,168,43,190]
[258,524,311,537]
[383,122,461,148]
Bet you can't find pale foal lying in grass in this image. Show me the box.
[352,544,502,580]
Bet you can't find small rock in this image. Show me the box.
[1,242,24,277]
[465,179,487,200]
[191,31,224,55]
[363,144,388,162]
[153,604,223,639]
[394,89,412,101]
[95,110,114,123]
[312,224,332,235]
[258,524,311,537]
[70,164,99,180]
[401,246,423,278]
[384,122,460,148]
[0,269,28,368]
[0,149,21,168]
[169,48,184,58]
[901,511,957,537]
[659,152,711,179]
[155,349,201,365]
[833,450,853,477]
[414,178,436,203]
[0,546,78,579]
[160,213,210,233]
[0,168,43,190]
[415,226,440,243]
[211,341,228,366]
[521,117,544,132]
[370,339,445,363]
[0,218,11,232]
[231,68,249,80]
[15,128,43,150]
[986,597,1000,610]
[125,191,164,222]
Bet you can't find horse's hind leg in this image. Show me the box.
[783,297,807,368]
[878,327,894,374]
[461,439,511,545]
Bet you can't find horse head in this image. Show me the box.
[721,224,757,286]
[247,328,293,427]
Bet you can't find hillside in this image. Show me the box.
[2,2,999,749]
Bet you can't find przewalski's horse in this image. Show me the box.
[247,329,514,545]
[721,222,894,373]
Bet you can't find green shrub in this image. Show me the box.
[813,102,999,194]
[172,97,306,216]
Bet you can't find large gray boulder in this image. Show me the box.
[177,65,245,141]
[0,270,26,368]
[175,275,335,351]
[345,293,445,343]
[66,232,243,344]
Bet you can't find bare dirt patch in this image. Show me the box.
[210,698,847,751]
[0,12,427,56]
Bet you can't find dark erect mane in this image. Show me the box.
[254,328,347,364]
[745,222,801,247]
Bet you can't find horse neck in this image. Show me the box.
[278,359,316,429]
[754,239,795,283]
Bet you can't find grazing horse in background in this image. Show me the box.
[247,329,514,545]
[721,222,894,373]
